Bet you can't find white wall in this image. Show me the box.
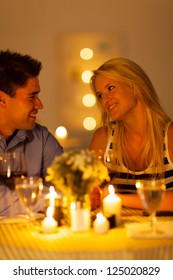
[0,0,173,150]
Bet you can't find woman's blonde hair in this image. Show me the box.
[90,57,171,173]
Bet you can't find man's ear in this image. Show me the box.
[0,90,7,107]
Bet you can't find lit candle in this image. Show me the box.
[93,212,109,234]
[45,186,62,225]
[103,185,122,225]
[42,206,57,233]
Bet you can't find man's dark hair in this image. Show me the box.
[0,49,42,97]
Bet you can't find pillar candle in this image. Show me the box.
[70,201,90,232]
[103,185,122,225]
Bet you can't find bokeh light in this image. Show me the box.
[82,93,96,107]
[83,117,96,130]
[55,126,68,139]
[80,48,93,60]
[81,70,93,83]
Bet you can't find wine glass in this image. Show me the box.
[15,176,43,221]
[0,151,27,217]
[136,179,166,235]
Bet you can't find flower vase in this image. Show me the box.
[70,195,90,232]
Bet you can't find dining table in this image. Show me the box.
[0,208,173,260]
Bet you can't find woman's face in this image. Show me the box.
[94,74,138,121]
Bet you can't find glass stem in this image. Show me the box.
[10,191,14,217]
[150,211,157,234]
[26,208,33,220]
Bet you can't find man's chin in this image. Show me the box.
[28,123,36,129]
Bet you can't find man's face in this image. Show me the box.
[5,77,43,131]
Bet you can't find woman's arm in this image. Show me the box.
[117,191,173,211]
[106,190,173,212]
[159,190,173,211]
[101,185,173,211]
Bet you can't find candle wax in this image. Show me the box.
[42,216,57,233]
[103,188,122,225]
[93,213,109,234]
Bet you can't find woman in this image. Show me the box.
[89,57,173,211]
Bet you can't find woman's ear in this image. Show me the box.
[0,90,7,107]
[130,84,140,99]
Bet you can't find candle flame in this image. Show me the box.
[7,165,11,178]
[106,155,110,163]
[108,184,115,195]
[135,181,141,189]
[49,186,55,193]
[96,212,103,219]
[49,186,56,206]
[70,202,76,210]
[46,206,54,218]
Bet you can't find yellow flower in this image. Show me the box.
[46,149,110,200]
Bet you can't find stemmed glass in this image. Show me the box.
[15,176,43,221]
[136,179,166,235]
[0,151,27,217]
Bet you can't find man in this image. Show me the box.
[0,50,63,216]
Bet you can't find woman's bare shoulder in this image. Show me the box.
[92,126,108,137]
[89,126,108,154]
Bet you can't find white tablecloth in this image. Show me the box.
[0,209,173,260]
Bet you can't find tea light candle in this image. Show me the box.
[42,206,57,233]
[103,185,122,225]
[93,212,109,234]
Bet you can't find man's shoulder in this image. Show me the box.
[32,123,49,134]
[34,123,48,130]
[26,123,50,140]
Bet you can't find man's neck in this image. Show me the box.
[0,129,17,141]
[5,130,18,145]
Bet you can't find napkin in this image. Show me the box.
[125,221,173,239]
